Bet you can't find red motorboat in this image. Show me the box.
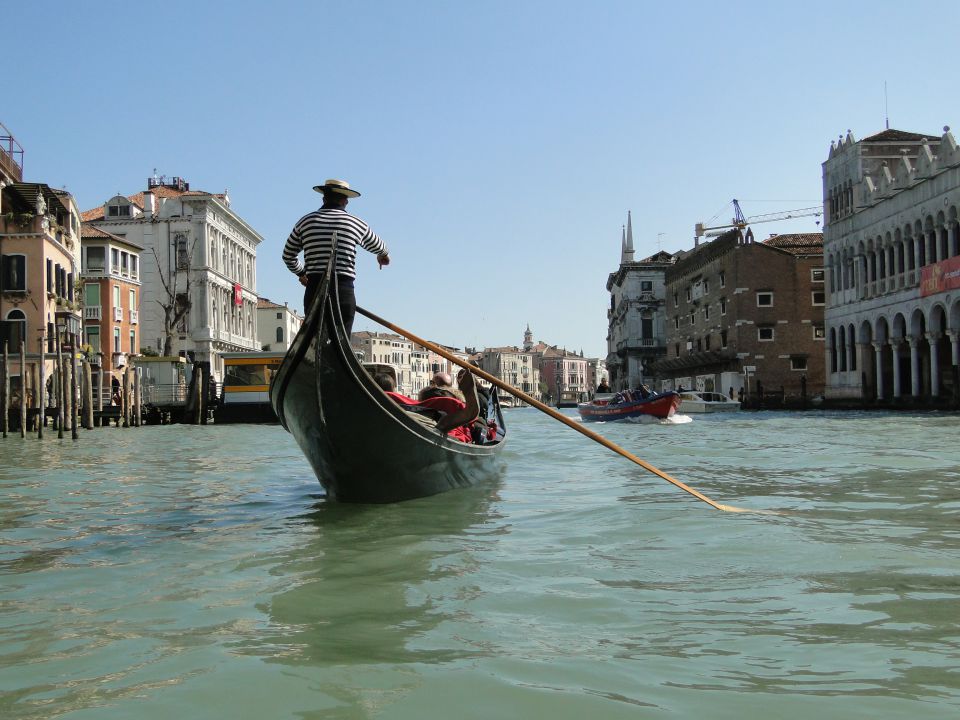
[577,390,681,422]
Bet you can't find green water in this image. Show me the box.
[1,411,959,719]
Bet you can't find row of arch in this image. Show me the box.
[828,205,960,296]
[826,181,854,222]
[829,299,960,400]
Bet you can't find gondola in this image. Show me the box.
[269,257,507,503]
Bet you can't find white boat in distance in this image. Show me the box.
[677,391,741,413]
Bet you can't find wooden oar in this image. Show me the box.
[356,306,762,514]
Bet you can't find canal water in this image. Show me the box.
[1,410,959,719]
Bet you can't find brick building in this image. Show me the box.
[652,229,825,402]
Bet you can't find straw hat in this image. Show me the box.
[313,178,360,198]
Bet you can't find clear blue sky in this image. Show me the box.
[6,1,960,358]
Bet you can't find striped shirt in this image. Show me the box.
[282,208,388,280]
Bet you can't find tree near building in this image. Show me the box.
[152,232,195,357]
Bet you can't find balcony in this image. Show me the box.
[617,337,664,353]
[112,352,127,367]
[84,306,102,321]
[113,306,123,322]
[129,310,139,324]
[0,123,24,182]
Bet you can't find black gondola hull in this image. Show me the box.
[270,269,505,503]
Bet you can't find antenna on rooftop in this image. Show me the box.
[884,81,889,130]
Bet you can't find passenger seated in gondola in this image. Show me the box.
[375,368,481,444]
[419,379,464,402]
[419,369,494,443]
[428,372,454,390]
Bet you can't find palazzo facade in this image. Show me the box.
[82,175,263,383]
[823,127,960,403]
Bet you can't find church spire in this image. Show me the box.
[621,211,635,263]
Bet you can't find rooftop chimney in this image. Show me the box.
[143,191,156,219]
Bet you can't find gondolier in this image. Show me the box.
[282,178,390,334]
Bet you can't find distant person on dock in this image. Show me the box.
[282,178,390,335]
[596,378,611,393]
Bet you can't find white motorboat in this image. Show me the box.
[677,390,741,413]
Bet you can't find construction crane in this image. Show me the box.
[694,199,823,241]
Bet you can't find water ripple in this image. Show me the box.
[1,413,960,718]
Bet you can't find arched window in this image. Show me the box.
[830,328,838,373]
[276,326,284,343]
[848,324,857,371]
[2,309,26,351]
[839,326,847,371]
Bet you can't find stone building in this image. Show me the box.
[653,230,825,401]
[530,341,589,404]
[476,342,539,397]
[79,224,143,399]
[256,298,302,352]
[351,330,415,395]
[605,211,674,391]
[0,181,82,392]
[0,123,85,413]
[585,356,607,393]
[82,174,262,384]
[822,127,960,403]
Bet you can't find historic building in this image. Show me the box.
[351,330,416,395]
[82,174,262,384]
[822,127,960,403]
[605,212,674,391]
[256,297,302,352]
[585,356,607,393]
[653,230,825,401]
[529,341,589,404]
[476,341,539,397]
[0,180,82,385]
[79,224,142,399]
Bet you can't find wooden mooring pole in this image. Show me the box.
[38,336,45,440]
[30,359,40,434]
[194,366,203,425]
[55,331,64,440]
[82,360,93,430]
[134,367,142,427]
[2,340,8,439]
[70,350,79,440]
[19,340,27,438]
[96,359,103,427]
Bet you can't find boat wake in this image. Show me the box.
[605,413,693,425]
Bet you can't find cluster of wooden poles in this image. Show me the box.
[0,335,143,441]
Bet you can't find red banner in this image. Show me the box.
[920,256,960,297]
[233,283,242,307]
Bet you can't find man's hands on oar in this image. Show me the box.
[355,306,775,515]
